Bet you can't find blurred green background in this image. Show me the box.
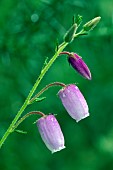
[0,0,113,169]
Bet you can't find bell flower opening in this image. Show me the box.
[37,114,65,153]
[58,84,89,122]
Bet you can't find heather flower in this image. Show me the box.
[58,84,89,122]
[37,114,65,153]
[68,53,91,80]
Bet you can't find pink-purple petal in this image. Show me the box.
[58,84,89,122]
[68,53,91,80]
[37,115,65,153]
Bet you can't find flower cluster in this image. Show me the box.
[36,16,100,152]
[0,16,101,150]
[37,84,89,153]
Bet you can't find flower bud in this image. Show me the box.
[64,23,77,43]
[68,53,91,80]
[58,84,89,122]
[83,16,101,31]
[37,115,65,153]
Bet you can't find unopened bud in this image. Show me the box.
[64,23,77,43]
[68,53,91,80]
[83,16,101,31]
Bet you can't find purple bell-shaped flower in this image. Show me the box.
[37,114,65,153]
[58,84,89,122]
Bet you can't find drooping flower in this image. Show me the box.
[37,114,65,153]
[58,84,89,122]
[68,53,91,80]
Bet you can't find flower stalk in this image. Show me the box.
[0,42,68,148]
[29,82,66,104]
[0,16,101,151]
[13,111,45,132]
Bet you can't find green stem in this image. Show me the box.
[74,29,87,38]
[13,111,45,131]
[29,82,66,104]
[0,41,68,148]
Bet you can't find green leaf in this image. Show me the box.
[15,129,27,134]
[35,97,46,102]
[55,38,59,52]
[75,14,83,27]
[30,97,46,104]
[41,57,49,73]
[64,23,77,43]
[44,57,49,66]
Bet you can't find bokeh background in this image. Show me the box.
[0,0,113,169]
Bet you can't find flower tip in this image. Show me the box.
[76,112,90,122]
[68,53,92,80]
[96,16,101,20]
[86,73,92,80]
[88,76,92,80]
[52,146,66,154]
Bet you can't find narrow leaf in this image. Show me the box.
[35,97,46,102]
[75,14,83,27]
[30,97,46,104]
[15,129,27,134]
